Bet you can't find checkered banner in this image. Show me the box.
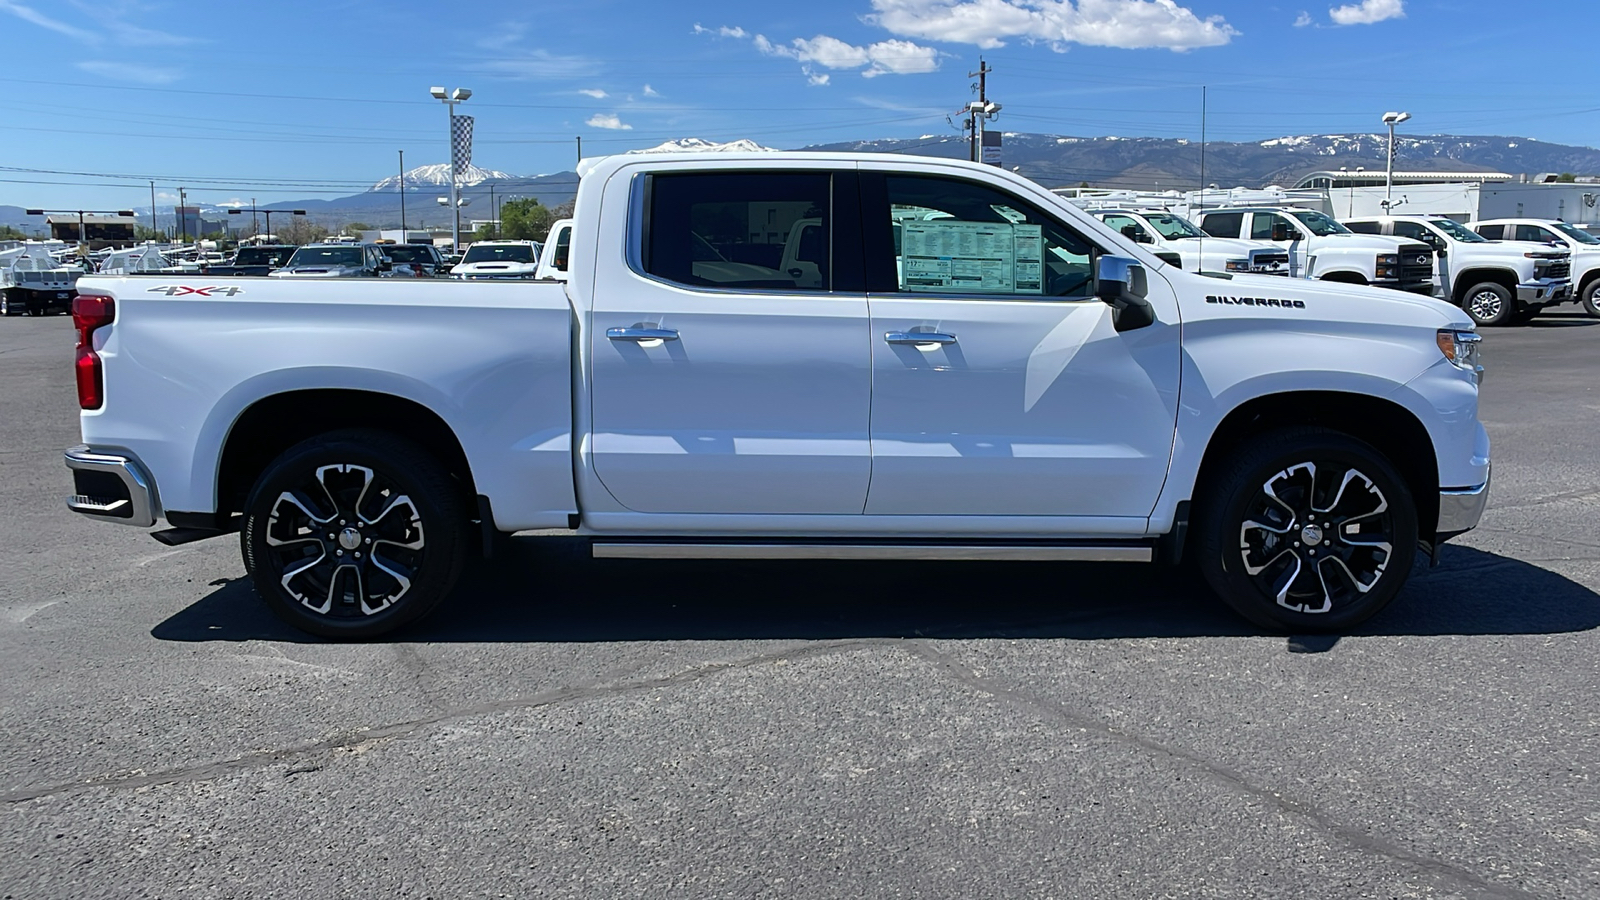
[451,115,474,179]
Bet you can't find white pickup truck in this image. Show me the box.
[1195,207,1436,294]
[1467,218,1600,318]
[1342,214,1574,325]
[63,152,1491,638]
[1088,209,1290,277]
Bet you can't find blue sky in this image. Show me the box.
[1,0,1595,210]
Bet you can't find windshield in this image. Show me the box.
[234,247,295,266]
[1552,222,1600,245]
[1428,219,1486,243]
[1144,213,1204,239]
[382,245,433,263]
[1289,210,1350,236]
[461,244,535,264]
[288,247,362,267]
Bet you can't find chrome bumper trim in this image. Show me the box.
[1516,281,1572,303]
[1438,466,1490,535]
[64,445,158,527]
[592,542,1153,562]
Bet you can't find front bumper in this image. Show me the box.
[1438,465,1490,536]
[1516,280,1573,305]
[64,445,158,527]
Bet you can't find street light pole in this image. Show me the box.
[399,149,407,235]
[1381,111,1410,211]
[429,86,472,252]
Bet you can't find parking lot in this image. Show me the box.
[2,309,1597,898]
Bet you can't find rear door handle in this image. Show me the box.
[606,327,679,342]
[884,331,956,345]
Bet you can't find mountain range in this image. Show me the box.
[4,133,1598,233]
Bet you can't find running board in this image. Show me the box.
[591,541,1152,562]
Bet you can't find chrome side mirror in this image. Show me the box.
[1095,254,1155,333]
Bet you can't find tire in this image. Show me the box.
[240,429,468,638]
[1581,278,1600,319]
[0,293,11,317]
[1460,282,1514,326]
[1194,428,1418,632]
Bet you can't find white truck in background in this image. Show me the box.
[1088,209,1289,276]
[1342,214,1574,326]
[1468,218,1600,318]
[62,152,1490,640]
[1195,207,1435,294]
[534,218,573,281]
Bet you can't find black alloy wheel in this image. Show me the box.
[241,429,466,638]
[1196,428,1418,631]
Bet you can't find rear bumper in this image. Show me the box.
[1516,280,1572,305]
[1438,465,1490,536]
[64,445,158,527]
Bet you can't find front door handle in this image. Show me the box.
[884,331,956,345]
[606,326,679,342]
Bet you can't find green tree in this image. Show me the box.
[1557,173,1577,183]
[499,198,553,241]
[279,218,330,245]
[0,225,25,240]
[472,222,497,242]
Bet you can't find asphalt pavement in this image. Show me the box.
[2,308,1597,899]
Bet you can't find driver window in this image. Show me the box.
[1393,221,1441,249]
[1250,214,1283,240]
[883,174,1094,299]
[1101,214,1150,242]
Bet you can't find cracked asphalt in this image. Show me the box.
[3,309,1598,899]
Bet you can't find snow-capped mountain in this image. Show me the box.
[626,138,779,154]
[370,163,515,192]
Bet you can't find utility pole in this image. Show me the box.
[149,181,157,239]
[178,186,188,244]
[576,136,582,166]
[488,184,496,238]
[960,58,1000,165]
[398,149,407,234]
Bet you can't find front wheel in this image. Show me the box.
[1581,279,1600,319]
[241,429,468,638]
[1460,282,1514,326]
[1194,428,1418,632]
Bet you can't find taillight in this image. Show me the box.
[72,293,114,410]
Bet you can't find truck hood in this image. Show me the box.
[1194,270,1471,330]
[268,265,364,278]
[1306,233,1413,252]
[453,260,539,278]
[1164,235,1269,256]
[1461,241,1569,262]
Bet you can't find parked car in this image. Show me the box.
[534,219,573,281]
[201,245,298,278]
[1090,209,1289,276]
[0,242,82,315]
[377,242,446,278]
[267,243,391,279]
[1467,218,1600,318]
[451,240,542,280]
[64,151,1489,638]
[1195,207,1435,294]
[1341,215,1573,325]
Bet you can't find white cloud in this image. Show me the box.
[578,88,608,98]
[1328,0,1404,25]
[756,32,941,78]
[805,68,831,86]
[866,0,1237,51]
[0,0,99,42]
[642,84,660,97]
[1293,10,1313,26]
[76,60,180,84]
[692,23,748,38]
[586,113,632,130]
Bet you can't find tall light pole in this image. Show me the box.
[1381,111,1410,211]
[437,196,470,244]
[398,149,407,235]
[429,86,472,252]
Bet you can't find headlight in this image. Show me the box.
[1377,253,1399,266]
[1224,259,1248,272]
[1436,328,1482,374]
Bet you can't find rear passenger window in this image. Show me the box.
[1344,221,1381,234]
[1476,224,1503,240]
[642,172,831,291]
[1200,212,1242,238]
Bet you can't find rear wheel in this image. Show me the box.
[241,429,468,638]
[1194,428,1417,632]
[1461,282,1513,326]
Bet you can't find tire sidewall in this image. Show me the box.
[241,431,465,638]
[1198,431,1418,632]
[1461,282,1512,326]
[1583,279,1600,318]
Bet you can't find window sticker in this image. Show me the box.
[899,220,1044,294]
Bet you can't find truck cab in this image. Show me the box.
[1090,209,1289,276]
[1467,218,1600,318]
[1196,207,1435,294]
[1343,215,1573,325]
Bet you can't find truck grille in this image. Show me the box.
[1544,260,1571,280]
[1248,249,1290,275]
[1398,244,1434,285]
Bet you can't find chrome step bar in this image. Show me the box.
[591,542,1152,562]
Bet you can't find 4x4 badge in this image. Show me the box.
[146,286,244,297]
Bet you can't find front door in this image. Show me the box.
[588,169,872,515]
[860,170,1182,521]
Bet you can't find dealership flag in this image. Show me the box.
[451,115,475,180]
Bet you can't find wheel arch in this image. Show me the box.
[1315,271,1368,285]
[216,388,479,523]
[1450,267,1517,305]
[1189,390,1440,545]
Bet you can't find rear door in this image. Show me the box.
[859,168,1181,522]
[587,168,873,514]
